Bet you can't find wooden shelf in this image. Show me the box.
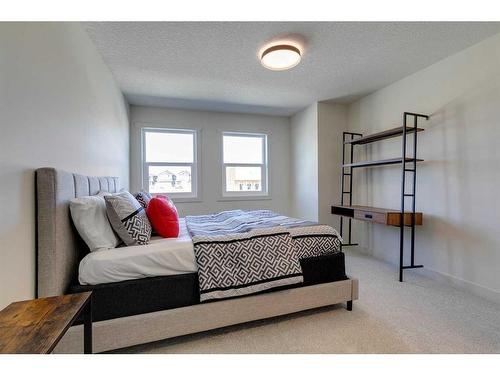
[344,126,424,145]
[331,205,423,227]
[342,157,423,169]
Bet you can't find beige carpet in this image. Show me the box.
[112,250,500,354]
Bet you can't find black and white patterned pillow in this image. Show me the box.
[135,191,153,209]
[105,191,152,246]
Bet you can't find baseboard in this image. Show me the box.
[417,267,500,304]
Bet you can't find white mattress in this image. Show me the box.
[78,219,197,285]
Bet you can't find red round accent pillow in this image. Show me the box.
[146,197,179,238]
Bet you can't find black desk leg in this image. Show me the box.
[83,297,92,354]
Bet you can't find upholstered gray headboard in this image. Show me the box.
[36,168,120,297]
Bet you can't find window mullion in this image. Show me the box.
[146,162,193,167]
[223,163,263,168]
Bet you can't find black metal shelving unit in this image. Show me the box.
[335,112,429,282]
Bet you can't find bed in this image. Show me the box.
[36,168,358,353]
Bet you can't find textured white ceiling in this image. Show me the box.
[84,22,500,116]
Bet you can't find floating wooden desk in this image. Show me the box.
[331,205,423,227]
[0,292,92,354]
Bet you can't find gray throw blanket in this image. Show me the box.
[186,210,342,302]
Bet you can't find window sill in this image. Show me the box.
[217,195,272,202]
[151,194,202,203]
[170,197,203,203]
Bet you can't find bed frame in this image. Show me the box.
[36,168,359,353]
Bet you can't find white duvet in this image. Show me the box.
[78,219,197,285]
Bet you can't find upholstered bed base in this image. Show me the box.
[54,278,358,353]
[36,168,359,353]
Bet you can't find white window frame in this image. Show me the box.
[141,127,199,200]
[221,131,268,198]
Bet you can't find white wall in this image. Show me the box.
[130,105,291,216]
[290,104,319,221]
[0,23,130,309]
[347,32,500,301]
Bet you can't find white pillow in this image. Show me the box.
[70,192,121,252]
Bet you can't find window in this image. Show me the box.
[142,128,198,199]
[222,132,268,197]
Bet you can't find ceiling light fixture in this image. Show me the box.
[260,44,301,71]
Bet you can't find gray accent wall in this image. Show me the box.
[290,102,347,226]
[290,104,319,222]
[0,23,130,309]
[318,102,348,228]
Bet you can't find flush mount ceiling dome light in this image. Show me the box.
[261,44,301,71]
